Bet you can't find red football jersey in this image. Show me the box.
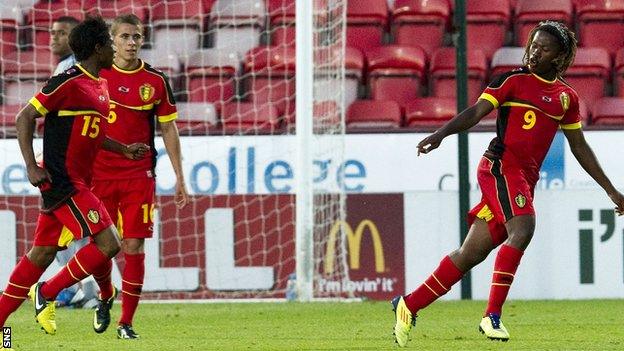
[479,67,581,184]
[30,64,110,211]
[93,60,177,180]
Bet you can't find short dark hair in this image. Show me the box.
[54,16,80,27]
[69,16,110,61]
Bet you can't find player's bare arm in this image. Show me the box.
[563,127,624,215]
[417,99,494,155]
[16,104,51,186]
[101,138,149,160]
[161,120,189,208]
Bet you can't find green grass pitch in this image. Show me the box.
[3,299,623,350]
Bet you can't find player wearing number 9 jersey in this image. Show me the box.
[89,14,189,340]
[389,21,624,347]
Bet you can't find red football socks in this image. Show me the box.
[119,252,145,326]
[92,259,114,300]
[485,244,524,316]
[41,243,109,300]
[404,255,464,314]
[0,256,45,327]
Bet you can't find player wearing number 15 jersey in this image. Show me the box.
[390,21,624,347]
[90,14,188,340]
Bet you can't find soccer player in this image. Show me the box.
[51,16,79,76]
[0,16,148,335]
[89,14,188,339]
[391,21,624,346]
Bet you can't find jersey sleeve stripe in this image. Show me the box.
[560,121,582,130]
[110,100,155,111]
[58,110,106,117]
[157,111,178,122]
[479,93,499,108]
[29,97,49,116]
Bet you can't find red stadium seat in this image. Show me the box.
[185,49,239,109]
[466,0,511,60]
[283,100,340,132]
[346,100,402,130]
[366,45,426,108]
[221,102,281,134]
[1,50,54,105]
[0,104,21,138]
[590,97,624,126]
[563,47,610,110]
[211,0,266,57]
[268,0,296,46]
[243,46,296,114]
[175,102,219,135]
[152,0,205,57]
[576,0,624,57]
[430,48,488,104]
[514,0,573,46]
[0,6,19,57]
[313,47,364,109]
[391,0,450,53]
[405,97,456,129]
[26,1,83,49]
[616,47,624,97]
[347,0,388,51]
[490,47,525,76]
[82,0,147,22]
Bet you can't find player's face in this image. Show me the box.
[50,22,74,57]
[99,37,115,69]
[527,30,562,76]
[112,23,144,62]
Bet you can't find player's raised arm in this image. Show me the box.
[417,99,494,155]
[562,128,624,215]
[16,103,50,186]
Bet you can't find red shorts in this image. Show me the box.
[34,187,113,248]
[467,156,536,246]
[91,178,155,239]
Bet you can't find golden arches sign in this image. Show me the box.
[324,219,385,274]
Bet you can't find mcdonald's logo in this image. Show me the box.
[324,219,385,274]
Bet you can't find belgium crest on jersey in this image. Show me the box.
[515,194,527,208]
[559,92,570,111]
[87,209,100,224]
[139,83,155,102]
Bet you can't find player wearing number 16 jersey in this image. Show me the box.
[90,14,189,340]
[390,21,624,347]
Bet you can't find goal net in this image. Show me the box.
[0,0,349,300]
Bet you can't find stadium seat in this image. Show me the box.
[346,0,388,51]
[152,0,204,58]
[175,102,219,135]
[590,97,624,126]
[243,46,296,114]
[366,45,426,108]
[220,101,281,134]
[490,47,525,76]
[313,47,364,110]
[405,97,456,129]
[0,9,19,58]
[391,0,450,53]
[430,48,488,104]
[563,47,610,110]
[0,104,21,138]
[514,0,573,46]
[210,0,266,58]
[185,49,239,109]
[576,0,624,57]
[466,0,510,60]
[268,0,296,46]
[1,50,54,105]
[283,100,341,132]
[616,47,624,97]
[26,0,83,49]
[346,99,402,130]
[140,49,180,79]
[82,0,148,22]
